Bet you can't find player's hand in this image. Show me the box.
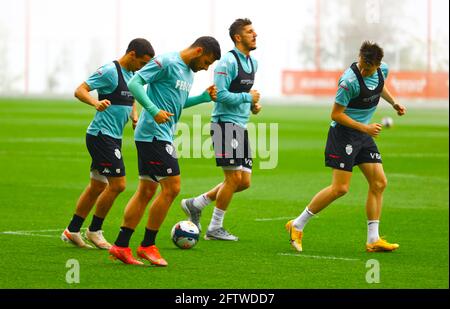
[251,103,262,114]
[206,85,217,101]
[393,103,407,116]
[154,110,174,124]
[249,89,260,104]
[94,99,111,112]
[365,123,382,137]
[131,115,139,129]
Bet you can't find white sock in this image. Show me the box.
[192,193,211,210]
[208,207,225,231]
[367,220,380,244]
[293,207,315,231]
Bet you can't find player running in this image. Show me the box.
[61,39,154,249]
[109,36,221,266]
[286,41,406,253]
[181,18,261,241]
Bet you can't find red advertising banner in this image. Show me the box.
[282,70,449,99]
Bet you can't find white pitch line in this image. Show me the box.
[0,228,87,238]
[278,253,359,261]
[0,231,58,238]
[254,217,294,222]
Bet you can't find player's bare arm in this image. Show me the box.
[331,103,382,137]
[74,82,111,112]
[131,101,139,129]
[381,85,407,116]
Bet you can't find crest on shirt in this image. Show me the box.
[166,144,174,155]
[114,148,122,159]
[345,144,353,155]
[230,139,239,149]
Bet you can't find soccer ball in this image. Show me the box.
[381,116,394,128]
[171,220,199,249]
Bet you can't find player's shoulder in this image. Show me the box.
[339,66,358,86]
[379,62,389,78]
[215,52,237,72]
[94,62,117,77]
[156,52,180,67]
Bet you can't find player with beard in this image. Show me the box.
[109,36,221,266]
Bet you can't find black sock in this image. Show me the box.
[67,214,85,233]
[89,215,104,232]
[141,228,158,247]
[114,227,134,248]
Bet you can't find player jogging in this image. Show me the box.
[286,41,406,253]
[61,39,154,249]
[181,18,262,241]
[109,36,221,266]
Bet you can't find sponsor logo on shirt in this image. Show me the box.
[121,91,133,98]
[175,80,192,92]
[362,93,381,103]
[240,79,254,85]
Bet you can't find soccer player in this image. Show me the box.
[109,36,221,266]
[61,39,154,249]
[181,18,261,241]
[286,41,407,252]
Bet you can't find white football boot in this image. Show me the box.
[61,229,93,248]
[85,229,112,250]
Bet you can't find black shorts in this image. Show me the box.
[86,132,125,177]
[325,124,382,172]
[136,139,180,182]
[210,121,252,171]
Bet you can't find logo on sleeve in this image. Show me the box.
[339,81,349,91]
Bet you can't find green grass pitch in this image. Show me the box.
[0,98,448,289]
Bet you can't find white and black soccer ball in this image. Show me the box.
[171,220,199,249]
[381,116,394,128]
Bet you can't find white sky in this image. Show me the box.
[0,0,448,96]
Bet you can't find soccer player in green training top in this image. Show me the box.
[61,38,154,249]
[109,36,221,266]
[181,18,262,241]
[286,41,407,253]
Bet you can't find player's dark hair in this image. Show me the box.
[191,36,221,61]
[229,18,252,44]
[126,38,155,58]
[359,41,384,66]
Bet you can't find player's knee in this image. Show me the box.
[163,182,180,199]
[109,181,126,193]
[239,178,251,191]
[371,178,387,193]
[141,185,157,198]
[89,182,107,195]
[332,185,349,197]
[225,173,242,187]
